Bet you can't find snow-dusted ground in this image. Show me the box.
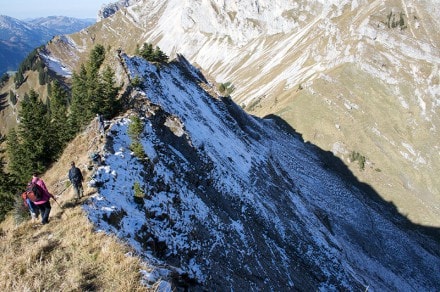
[41,52,72,77]
[83,54,440,290]
[42,0,440,227]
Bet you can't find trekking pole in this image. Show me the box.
[52,195,63,209]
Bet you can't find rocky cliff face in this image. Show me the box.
[82,53,440,290]
[97,0,141,20]
[41,0,440,227]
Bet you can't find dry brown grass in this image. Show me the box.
[0,122,155,291]
[0,208,151,291]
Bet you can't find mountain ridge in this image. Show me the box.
[72,0,439,228]
[0,5,439,287]
[80,51,440,290]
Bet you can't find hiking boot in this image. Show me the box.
[36,221,48,227]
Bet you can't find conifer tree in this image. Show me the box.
[6,128,29,182]
[87,44,106,120]
[16,90,51,177]
[140,43,154,61]
[152,46,169,63]
[69,44,117,134]
[89,44,105,72]
[98,66,120,118]
[48,81,70,153]
[0,154,18,222]
[69,64,89,132]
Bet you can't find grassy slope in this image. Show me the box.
[253,63,440,226]
[0,121,154,291]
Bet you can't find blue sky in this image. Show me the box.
[0,0,112,19]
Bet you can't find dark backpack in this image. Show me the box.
[26,182,43,202]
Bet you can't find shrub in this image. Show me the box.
[218,83,226,93]
[133,181,145,204]
[131,76,143,88]
[349,151,366,171]
[128,116,144,139]
[130,141,146,160]
[133,182,144,197]
[218,82,235,96]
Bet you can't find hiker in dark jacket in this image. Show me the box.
[96,113,105,135]
[31,173,54,225]
[68,161,84,201]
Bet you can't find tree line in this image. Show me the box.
[0,44,120,221]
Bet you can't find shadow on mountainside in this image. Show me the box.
[264,114,440,255]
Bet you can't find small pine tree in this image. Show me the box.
[152,46,169,63]
[130,141,146,159]
[128,116,144,139]
[38,64,48,85]
[131,76,143,88]
[387,11,393,28]
[133,181,145,204]
[399,12,405,29]
[89,44,106,73]
[218,83,226,93]
[128,116,146,159]
[98,66,120,119]
[140,43,154,61]
[47,82,52,97]
[349,151,366,171]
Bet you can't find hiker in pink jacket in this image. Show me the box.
[31,172,54,225]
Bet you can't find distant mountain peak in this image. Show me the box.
[0,15,94,74]
[98,0,141,20]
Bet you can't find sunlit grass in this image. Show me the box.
[0,123,156,291]
[0,206,152,291]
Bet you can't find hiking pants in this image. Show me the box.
[73,183,84,199]
[37,201,51,224]
[26,198,39,217]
